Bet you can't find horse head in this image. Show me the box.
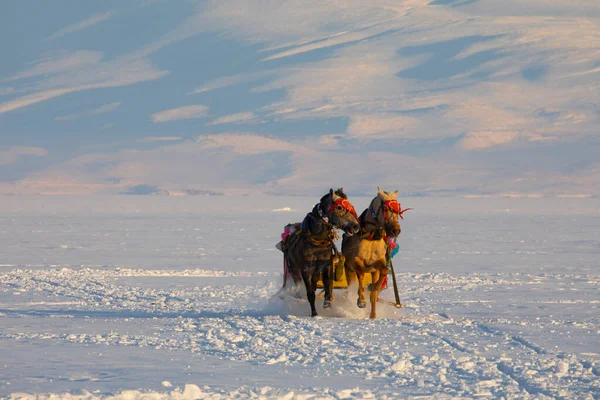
[321,188,360,236]
[373,186,408,239]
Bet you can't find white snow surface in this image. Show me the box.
[1,195,599,399]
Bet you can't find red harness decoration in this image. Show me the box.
[327,198,359,220]
[384,199,412,219]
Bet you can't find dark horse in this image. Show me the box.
[280,188,360,317]
[342,187,410,318]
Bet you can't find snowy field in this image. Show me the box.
[1,195,599,399]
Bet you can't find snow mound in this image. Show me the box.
[264,282,405,319]
[10,384,379,399]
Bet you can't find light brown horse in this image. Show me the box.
[342,187,408,318]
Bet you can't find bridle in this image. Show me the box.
[327,197,359,220]
[366,197,411,234]
[382,199,411,220]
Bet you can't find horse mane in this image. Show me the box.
[319,187,347,205]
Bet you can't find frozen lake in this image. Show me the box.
[1,195,599,399]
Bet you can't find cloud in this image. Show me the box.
[0,88,73,114]
[150,105,208,123]
[1,132,484,196]
[261,24,399,62]
[0,146,48,166]
[0,87,15,97]
[192,71,270,94]
[3,1,599,196]
[0,53,167,114]
[180,0,599,150]
[5,134,297,194]
[459,131,519,150]
[194,1,402,47]
[100,123,116,131]
[347,114,422,140]
[8,51,103,81]
[196,133,308,155]
[48,11,115,40]
[55,102,121,121]
[4,132,599,196]
[139,136,183,142]
[208,112,256,126]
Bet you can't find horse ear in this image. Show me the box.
[377,186,385,198]
[393,190,399,199]
[330,188,340,201]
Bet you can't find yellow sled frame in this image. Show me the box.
[316,255,376,289]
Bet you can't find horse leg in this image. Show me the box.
[344,258,358,302]
[354,258,367,308]
[345,266,358,286]
[369,260,388,319]
[369,269,380,319]
[302,270,318,317]
[311,270,322,316]
[322,264,332,309]
[288,266,303,298]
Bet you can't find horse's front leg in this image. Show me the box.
[311,270,322,315]
[354,258,367,308]
[369,260,388,319]
[345,266,358,286]
[321,262,332,309]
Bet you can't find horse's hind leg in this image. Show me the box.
[285,262,303,298]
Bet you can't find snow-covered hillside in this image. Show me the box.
[1,195,598,399]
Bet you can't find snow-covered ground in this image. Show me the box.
[1,195,599,399]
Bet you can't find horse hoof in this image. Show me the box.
[357,300,367,308]
[323,300,332,309]
[311,312,318,317]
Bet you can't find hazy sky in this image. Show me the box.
[1,0,599,196]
